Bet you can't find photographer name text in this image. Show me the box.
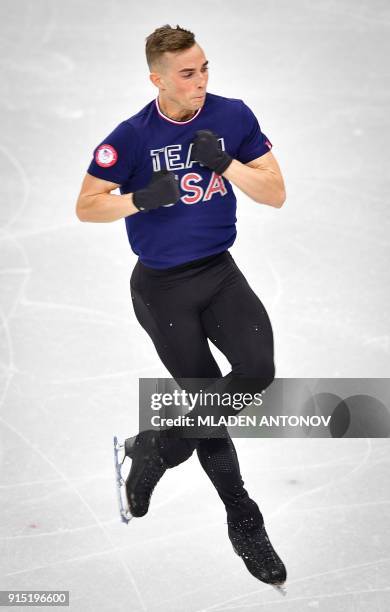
[150,414,331,428]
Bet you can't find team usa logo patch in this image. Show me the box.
[265,139,272,149]
[95,144,118,167]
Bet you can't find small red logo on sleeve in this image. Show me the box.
[95,144,118,167]
[265,139,272,149]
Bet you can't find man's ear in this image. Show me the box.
[149,72,165,90]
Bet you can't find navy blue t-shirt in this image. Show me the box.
[87,93,272,269]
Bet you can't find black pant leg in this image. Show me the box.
[173,253,275,437]
[130,258,222,466]
[196,428,263,525]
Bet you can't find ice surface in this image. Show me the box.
[0,0,389,610]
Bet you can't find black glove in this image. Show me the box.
[133,170,180,212]
[191,130,232,175]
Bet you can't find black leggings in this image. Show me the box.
[130,250,275,524]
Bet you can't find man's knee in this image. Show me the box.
[233,354,275,389]
[158,434,197,467]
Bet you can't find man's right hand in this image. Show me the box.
[133,170,180,212]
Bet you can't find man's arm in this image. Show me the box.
[75,173,139,223]
[222,151,286,208]
[191,130,286,208]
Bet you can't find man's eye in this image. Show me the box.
[182,67,208,79]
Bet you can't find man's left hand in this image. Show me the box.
[191,130,233,175]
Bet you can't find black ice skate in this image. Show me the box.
[228,517,287,595]
[113,430,167,523]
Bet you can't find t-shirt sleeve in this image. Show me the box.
[236,101,273,164]
[86,121,136,185]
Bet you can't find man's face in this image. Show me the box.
[152,43,209,110]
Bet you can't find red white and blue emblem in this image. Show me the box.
[95,144,118,167]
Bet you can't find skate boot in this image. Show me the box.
[228,516,287,595]
[113,430,167,522]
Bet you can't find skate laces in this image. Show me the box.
[229,520,283,568]
[253,525,282,566]
[128,432,167,510]
[136,454,165,498]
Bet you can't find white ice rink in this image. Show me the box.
[0,1,389,610]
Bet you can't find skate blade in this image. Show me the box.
[272,583,287,596]
[113,435,133,525]
[113,436,126,464]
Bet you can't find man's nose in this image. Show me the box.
[197,72,207,87]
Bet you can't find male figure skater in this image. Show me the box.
[76,25,287,590]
